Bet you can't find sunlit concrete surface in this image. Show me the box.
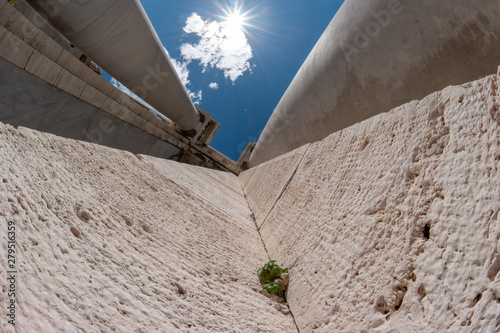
[249,0,500,166]
[24,0,200,130]
[241,68,500,332]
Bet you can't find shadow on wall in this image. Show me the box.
[0,58,182,159]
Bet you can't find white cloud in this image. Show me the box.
[166,48,203,104]
[184,13,206,34]
[189,90,203,104]
[180,12,253,83]
[209,82,219,90]
[111,44,205,109]
[170,57,190,87]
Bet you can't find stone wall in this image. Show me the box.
[240,69,500,332]
[0,69,499,333]
[0,123,297,332]
[1,1,499,327]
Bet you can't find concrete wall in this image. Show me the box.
[0,122,297,332]
[249,0,500,166]
[0,57,181,158]
[24,0,200,130]
[0,67,498,333]
[13,1,89,62]
[2,0,499,330]
[0,0,240,174]
[240,69,500,332]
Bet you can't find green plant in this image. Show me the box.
[258,260,289,296]
[8,0,20,4]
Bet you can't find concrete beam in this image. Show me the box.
[249,0,500,167]
[24,0,200,130]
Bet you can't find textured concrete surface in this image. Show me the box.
[239,144,310,228]
[243,69,500,332]
[141,155,251,225]
[13,0,84,60]
[0,123,297,332]
[0,70,499,332]
[249,0,500,166]
[25,0,200,129]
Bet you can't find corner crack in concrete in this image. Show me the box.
[238,178,302,333]
[259,145,310,231]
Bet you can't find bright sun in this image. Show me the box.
[223,8,247,31]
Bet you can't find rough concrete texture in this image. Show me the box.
[241,69,500,331]
[0,124,297,332]
[239,144,310,228]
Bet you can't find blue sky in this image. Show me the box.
[107,0,343,161]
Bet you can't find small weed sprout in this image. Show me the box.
[258,260,289,296]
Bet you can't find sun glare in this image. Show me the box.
[226,11,244,29]
[222,6,248,31]
[215,2,262,54]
